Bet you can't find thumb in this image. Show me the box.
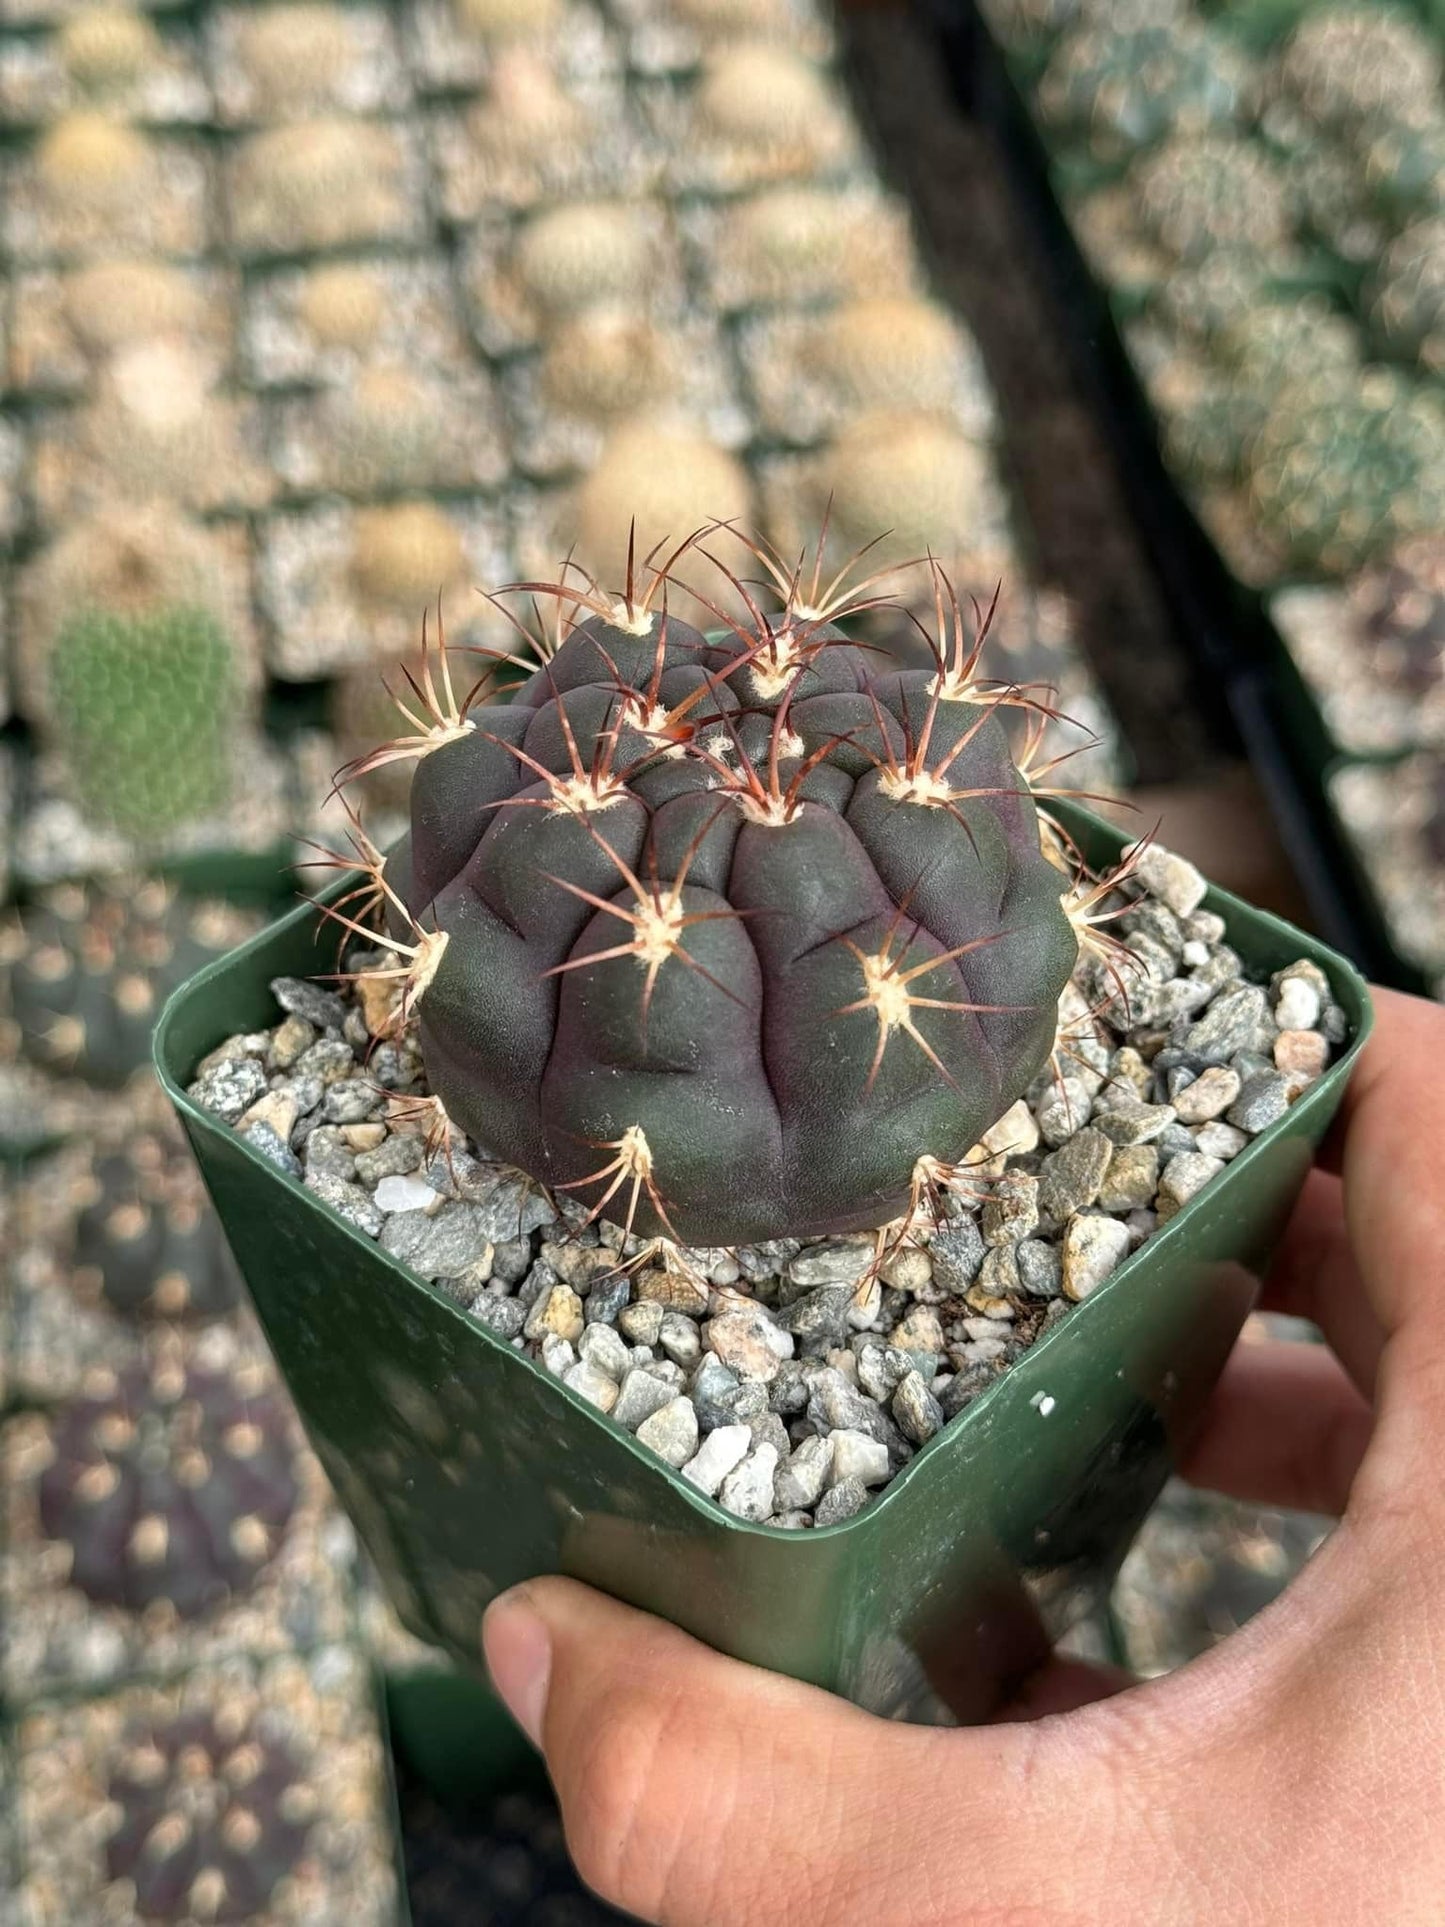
[482,1576,1144,1926]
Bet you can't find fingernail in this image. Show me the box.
[482,1588,552,1748]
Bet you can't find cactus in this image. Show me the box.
[1152,250,1273,342]
[317,365,472,494]
[1247,371,1445,577]
[60,259,201,359]
[72,1130,244,1322]
[1361,106,1445,227]
[1272,6,1439,131]
[1037,23,1244,165]
[337,543,1084,1249]
[454,0,562,37]
[297,263,387,352]
[694,42,842,156]
[539,311,670,419]
[3,878,258,1087]
[812,297,967,414]
[1130,132,1296,263]
[1369,217,1445,376]
[235,3,354,111]
[57,6,163,91]
[36,111,153,213]
[48,604,236,839]
[512,201,658,320]
[228,119,408,255]
[818,412,992,568]
[351,501,466,609]
[103,1705,316,1923]
[36,1353,300,1616]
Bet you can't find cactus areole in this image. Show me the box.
[355,547,1081,1247]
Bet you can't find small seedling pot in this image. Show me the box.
[156,805,1371,1726]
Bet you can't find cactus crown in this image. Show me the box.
[37,1354,300,1618]
[104,1706,316,1922]
[331,529,1101,1249]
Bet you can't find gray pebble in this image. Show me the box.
[271,976,348,1029]
[770,1510,813,1529]
[475,1175,558,1242]
[304,1170,383,1237]
[929,1218,985,1291]
[1184,985,1269,1065]
[613,1367,678,1432]
[381,1203,493,1279]
[586,1274,631,1324]
[978,1243,1021,1298]
[635,1396,699,1468]
[892,1370,943,1445]
[938,1363,996,1418]
[1061,1212,1130,1301]
[1092,1097,1176,1145]
[1157,1151,1225,1218]
[1193,1120,1248,1160]
[1097,1144,1159,1212]
[1016,1239,1062,1299]
[981,1173,1039,1246]
[1039,1127,1112,1220]
[782,1283,854,1349]
[295,1038,357,1085]
[787,1240,873,1287]
[490,1239,533,1286]
[690,1353,743,1429]
[303,1125,357,1180]
[658,1311,703,1370]
[578,1322,631,1382]
[470,1295,527,1341]
[354,1134,423,1183]
[188,1056,268,1123]
[618,1300,666,1346]
[322,1077,377,1124]
[241,1120,302,1179]
[814,1477,869,1526]
[540,1333,576,1377]
[1227,1070,1293,1134]
[1131,844,1207,917]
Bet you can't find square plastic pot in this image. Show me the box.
[155,804,1372,1727]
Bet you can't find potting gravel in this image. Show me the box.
[189,844,1346,1529]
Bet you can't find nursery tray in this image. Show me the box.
[939,0,1423,993]
[156,802,1371,1730]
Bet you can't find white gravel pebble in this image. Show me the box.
[578,1322,631,1382]
[373,1174,442,1213]
[1061,1214,1131,1302]
[1130,843,1208,917]
[774,1435,834,1510]
[563,1360,620,1414]
[682,1423,753,1498]
[717,1443,779,1520]
[828,1429,890,1488]
[613,1367,678,1432]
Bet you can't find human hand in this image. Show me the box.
[483,987,1445,1924]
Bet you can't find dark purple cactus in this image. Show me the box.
[72,1128,243,1322]
[104,1707,314,1922]
[350,550,1080,1247]
[38,1355,300,1617]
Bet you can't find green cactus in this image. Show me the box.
[1247,371,1445,577]
[1272,5,1440,132]
[72,1129,244,1322]
[1151,250,1274,343]
[103,1706,316,1924]
[37,1353,300,1618]
[1130,132,1296,262]
[1369,217,1445,375]
[343,543,1083,1249]
[1037,23,1245,166]
[3,879,258,1089]
[47,604,236,841]
[1361,105,1445,227]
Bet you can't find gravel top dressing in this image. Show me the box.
[189,842,1344,1531]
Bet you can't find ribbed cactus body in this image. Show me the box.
[388,610,1077,1246]
[47,604,237,840]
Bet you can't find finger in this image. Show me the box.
[1329,989,1445,1405]
[1258,1168,1383,1397]
[482,1577,1145,1926]
[1181,1338,1373,1516]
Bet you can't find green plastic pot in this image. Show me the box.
[155,804,1371,1727]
